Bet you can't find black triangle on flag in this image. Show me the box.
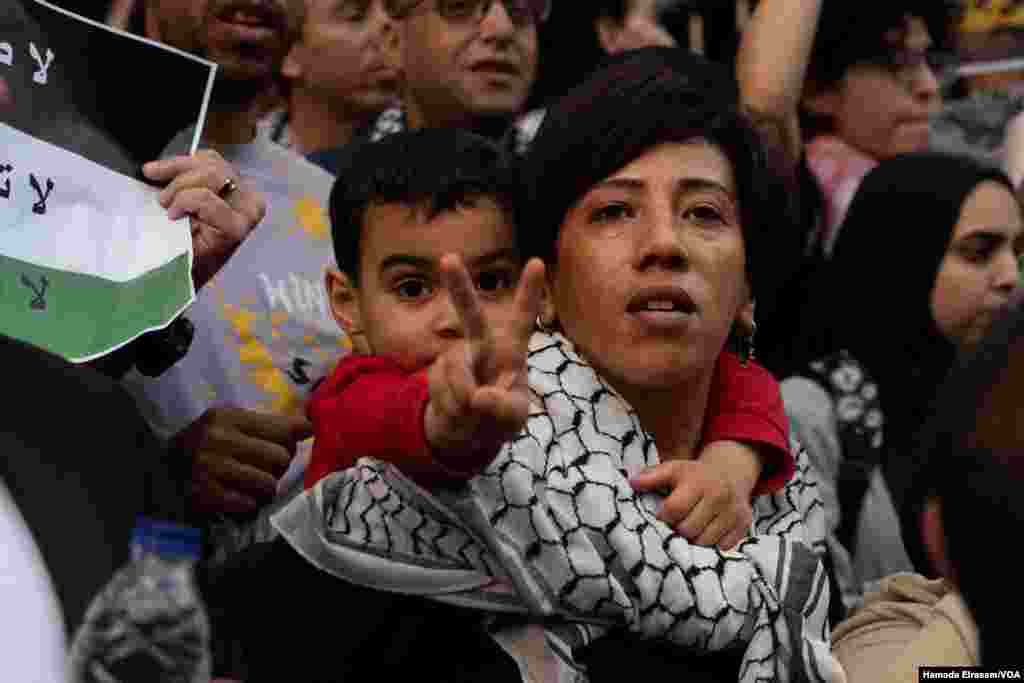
[1,0,216,175]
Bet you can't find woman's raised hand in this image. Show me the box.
[424,254,546,460]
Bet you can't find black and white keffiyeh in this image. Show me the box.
[366,105,541,156]
[272,330,839,682]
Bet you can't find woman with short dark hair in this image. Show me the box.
[269,47,837,682]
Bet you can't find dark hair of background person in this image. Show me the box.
[328,128,520,284]
[800,0,960,140]
[528,0,692,109]
[795,152,1015,548]
[519,46,788,308]
[126,0,144,35]
[902,295,1024,667]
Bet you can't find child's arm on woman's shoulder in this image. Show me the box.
[630,351,793,550]
[703,350,793,494]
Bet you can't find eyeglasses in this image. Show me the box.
[862,48,960,89]
[386,0,551,26]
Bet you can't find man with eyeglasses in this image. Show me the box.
[312,0,547,173]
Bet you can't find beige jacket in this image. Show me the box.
[832,573,979,683]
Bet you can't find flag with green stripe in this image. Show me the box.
[0,0,216,362]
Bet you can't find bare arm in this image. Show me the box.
[1004,110,1024,192]
[736,0,824,169]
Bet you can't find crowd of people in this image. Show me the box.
[4,0,1024,681]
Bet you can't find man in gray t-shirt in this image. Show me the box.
[123,0,349,525]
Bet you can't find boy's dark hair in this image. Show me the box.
[904,297,1024,666]
[329,128,518,284]
[519,46,787,304]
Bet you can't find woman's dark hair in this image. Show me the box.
[905,295,1024,666]
[518,46,787,304]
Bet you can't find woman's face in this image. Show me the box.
[548,140,747,396]
[931,181,1023,351]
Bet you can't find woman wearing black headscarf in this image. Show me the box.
[782,151,1022,619]
[896,291,1024,670]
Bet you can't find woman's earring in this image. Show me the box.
[740,321,757,367]
[536,313,559,335]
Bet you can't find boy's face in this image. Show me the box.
[339,200,521,370]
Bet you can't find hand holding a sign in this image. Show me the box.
[143,150,266,289]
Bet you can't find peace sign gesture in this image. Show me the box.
[424,254,546,462]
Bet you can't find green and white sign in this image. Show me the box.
[0,0,216,362]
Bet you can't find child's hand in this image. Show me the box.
[424,254,546,460]
[630,441,762,550]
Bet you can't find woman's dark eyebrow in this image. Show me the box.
[590,177,733,196]
[675,178,734,197]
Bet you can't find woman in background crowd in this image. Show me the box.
[782,151,1022,621]
[830,289,1024,681]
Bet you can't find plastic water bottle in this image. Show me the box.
[69,518,212,683]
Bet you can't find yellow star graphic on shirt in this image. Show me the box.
[293,196,330,241]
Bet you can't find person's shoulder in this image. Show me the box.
[244,135,335,201]
[306,142,359,179]
[260,137,334,183]
[781,375,834,421]
[312,354,410,396]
